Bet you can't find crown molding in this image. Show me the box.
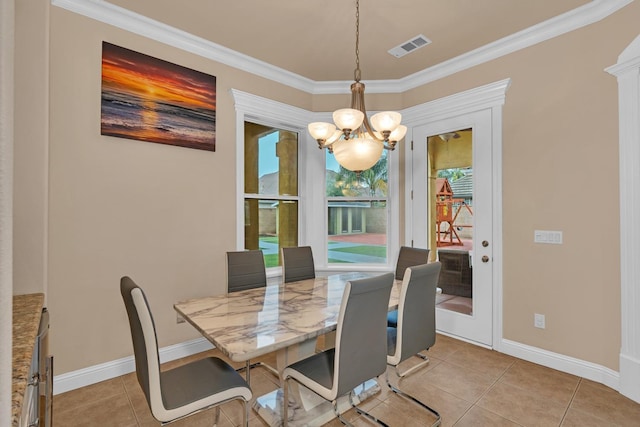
[51,0,318,93]
[52,0,632,95]
[397,0,634,92]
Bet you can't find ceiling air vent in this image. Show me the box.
[387,34,432,58]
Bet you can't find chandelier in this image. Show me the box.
[308,0,406,173]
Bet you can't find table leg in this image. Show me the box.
[252,337,381,426]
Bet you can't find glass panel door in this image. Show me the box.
[412,109,493,346]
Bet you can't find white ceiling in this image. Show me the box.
[103,0,592,83]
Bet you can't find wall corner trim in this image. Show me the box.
[607,32,640,404]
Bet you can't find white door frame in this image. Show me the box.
[402,78,510,348]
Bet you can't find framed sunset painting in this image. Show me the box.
[101,42,216,151]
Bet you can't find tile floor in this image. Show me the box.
[436,294,472,316]
[53,334,640,426]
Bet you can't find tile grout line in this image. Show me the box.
[465,358,522,425]
[558,377,582,426]
[121,375,145,427]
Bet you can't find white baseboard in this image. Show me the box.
[53,337,213,395]
[619,352,640,402]
[53,335,622,397]
[500,338,620,391]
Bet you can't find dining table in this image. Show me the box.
[174,271,402,426]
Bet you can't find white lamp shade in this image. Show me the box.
[325,130,342,146]
[333,108,364,131]
[370,111,402,132]
[332,136,383,172]
[388,125,407,142]
[308,122,336,141]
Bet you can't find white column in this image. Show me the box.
[0,0,15,422]
[607,34,640,403]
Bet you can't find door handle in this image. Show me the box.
[482,240,489,247]
[482,255,490,263]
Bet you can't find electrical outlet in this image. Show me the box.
[534,313,545,329]
[176,313,185,324]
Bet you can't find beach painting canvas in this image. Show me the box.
[101,42,216,151]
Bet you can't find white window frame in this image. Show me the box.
[231,89,310,277]
[232,89,400,275]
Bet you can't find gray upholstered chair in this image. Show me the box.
[394,246,430,280]
[225,250,278,382]
[282,273,394,426]
[226,249,267,293]
[281,246,316,283]
[120,276,252,426]
[386,263,441,426]
[387,246,430,327]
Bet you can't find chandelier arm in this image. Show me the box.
[361,115,384,143]
[350,81,386,144]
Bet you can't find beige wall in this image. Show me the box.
[13,0,49,296]
[12,2,638,376]
[45,8,310,373]
[403,3,639,369]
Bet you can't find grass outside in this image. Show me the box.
[259,237,386,267]
[260,236,279,244]
[264,253,279,268]
[329,245,387,258]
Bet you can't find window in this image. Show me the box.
[325,151,388,265]
[243,122,299,268]
[233,88,398,273]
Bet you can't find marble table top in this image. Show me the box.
[174,272,401,362]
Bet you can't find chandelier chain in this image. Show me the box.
[354,0,361,82]
[306,0,404,172]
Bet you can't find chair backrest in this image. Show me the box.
[392,263,441,364]
[333,272,394,398]
[395,246,430,280]
[120,276,162,413]
[226,250,267,292]
[281,246,316,283]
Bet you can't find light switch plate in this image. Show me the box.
[534,230,563,244]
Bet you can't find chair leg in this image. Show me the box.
[242,399,249,427]
[283,377,289,427]
[385,370,441,427]
[333,399,353,426]
[396,353,430,378]
[347,390,390,427]
[213,406,221,426]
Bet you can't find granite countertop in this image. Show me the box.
[11,293,44,427]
